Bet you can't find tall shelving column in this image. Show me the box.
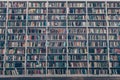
[107,1,120,75]
[86,0,89,75]
[105,0,111,75]
[4,0,9,75]
[25,0,28,75]
[66,0,68,76]
[46,0,48,75]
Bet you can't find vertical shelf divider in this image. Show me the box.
[105,0,111,75]
[4,0,9,75]
[46,0,48,75]
[86,0,89,75]
[25,0,28,76]
[66,0,68,76]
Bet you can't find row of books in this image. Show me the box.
[68,69,87,74]
[8,21,26,27]
[8,15,26,20]
[27,35,46,40]
[28,9,47,14]
[29,2,47,7]
[48,15,66,20]
[27,48,46,54]
[88,22,107,27]
[88,15,106,20]
[89,62,108,68]
[68,55,87,60]
[90,48,107,54]
[48,9,66,14]
[5,56,25,61]
[28,28,46,34]
[68,2,85,7]
[27,41,45,47]
[27,55,46,61]
[107,3,120,8]
[47,62,66,68]
[110,62,119,67]
[0,22,5,27]
[27,69,45,74]
[6,15,120,21]
[0,8,7,14]
[8,35,26,40]
[0,29,5,34]
[7,28,119,34]
[88,28,107,33]
[107,9,120,14]
[68,15,86,20]
[7,28,118,34]
[48,35,66,40]
[2,22,119,27]
[0,70,3,75]
[88,41,107,47]
[68,41,87,47]
[48,41,66,47]
[48,2,66,7]
[48,55,66,61]
[48,69,66,74]
[48,48,67,53]
[69,62,87,67]
[5,36,120,41]
[109,41,119,47]
[88,8,105,14]
[111,69,120,74]
[68,8,86,14]
[8,2,26,8]
[107,15,120,20]
[68,28,86,34]
[0,2,7,8]
[110,55,118,61]
[0,15,6,20]
[109,35,117,40]
[89,69,108,74]
[5,62,24,68]
[68,35,86,40]
[89,55,107,61]
[1,20,120,27]
[0,63,3,68]
[48,28,66,34]
[89,48,107,53]
[48,21,66,26]
[68,21,86,26]
[0,35,5,40]
[0,49,5,54]
[87,3,105,8]
[5,48,120,55]
[68,48,87,54]
[6,22,120,27]
[108,22,120,27]
[28,15,47,20]
[0,2,120,9]
[7,48,25,54]
[5,9,120,15]
[8,42,25,47]
[28,21,47,27]
[8,9,26,14]
[88,35,107,40]
[26,62,46,68]
[5,69,24,75]
[8,28,26,34]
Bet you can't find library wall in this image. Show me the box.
[0,0,120,76]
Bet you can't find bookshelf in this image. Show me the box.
[0,0,120,76]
